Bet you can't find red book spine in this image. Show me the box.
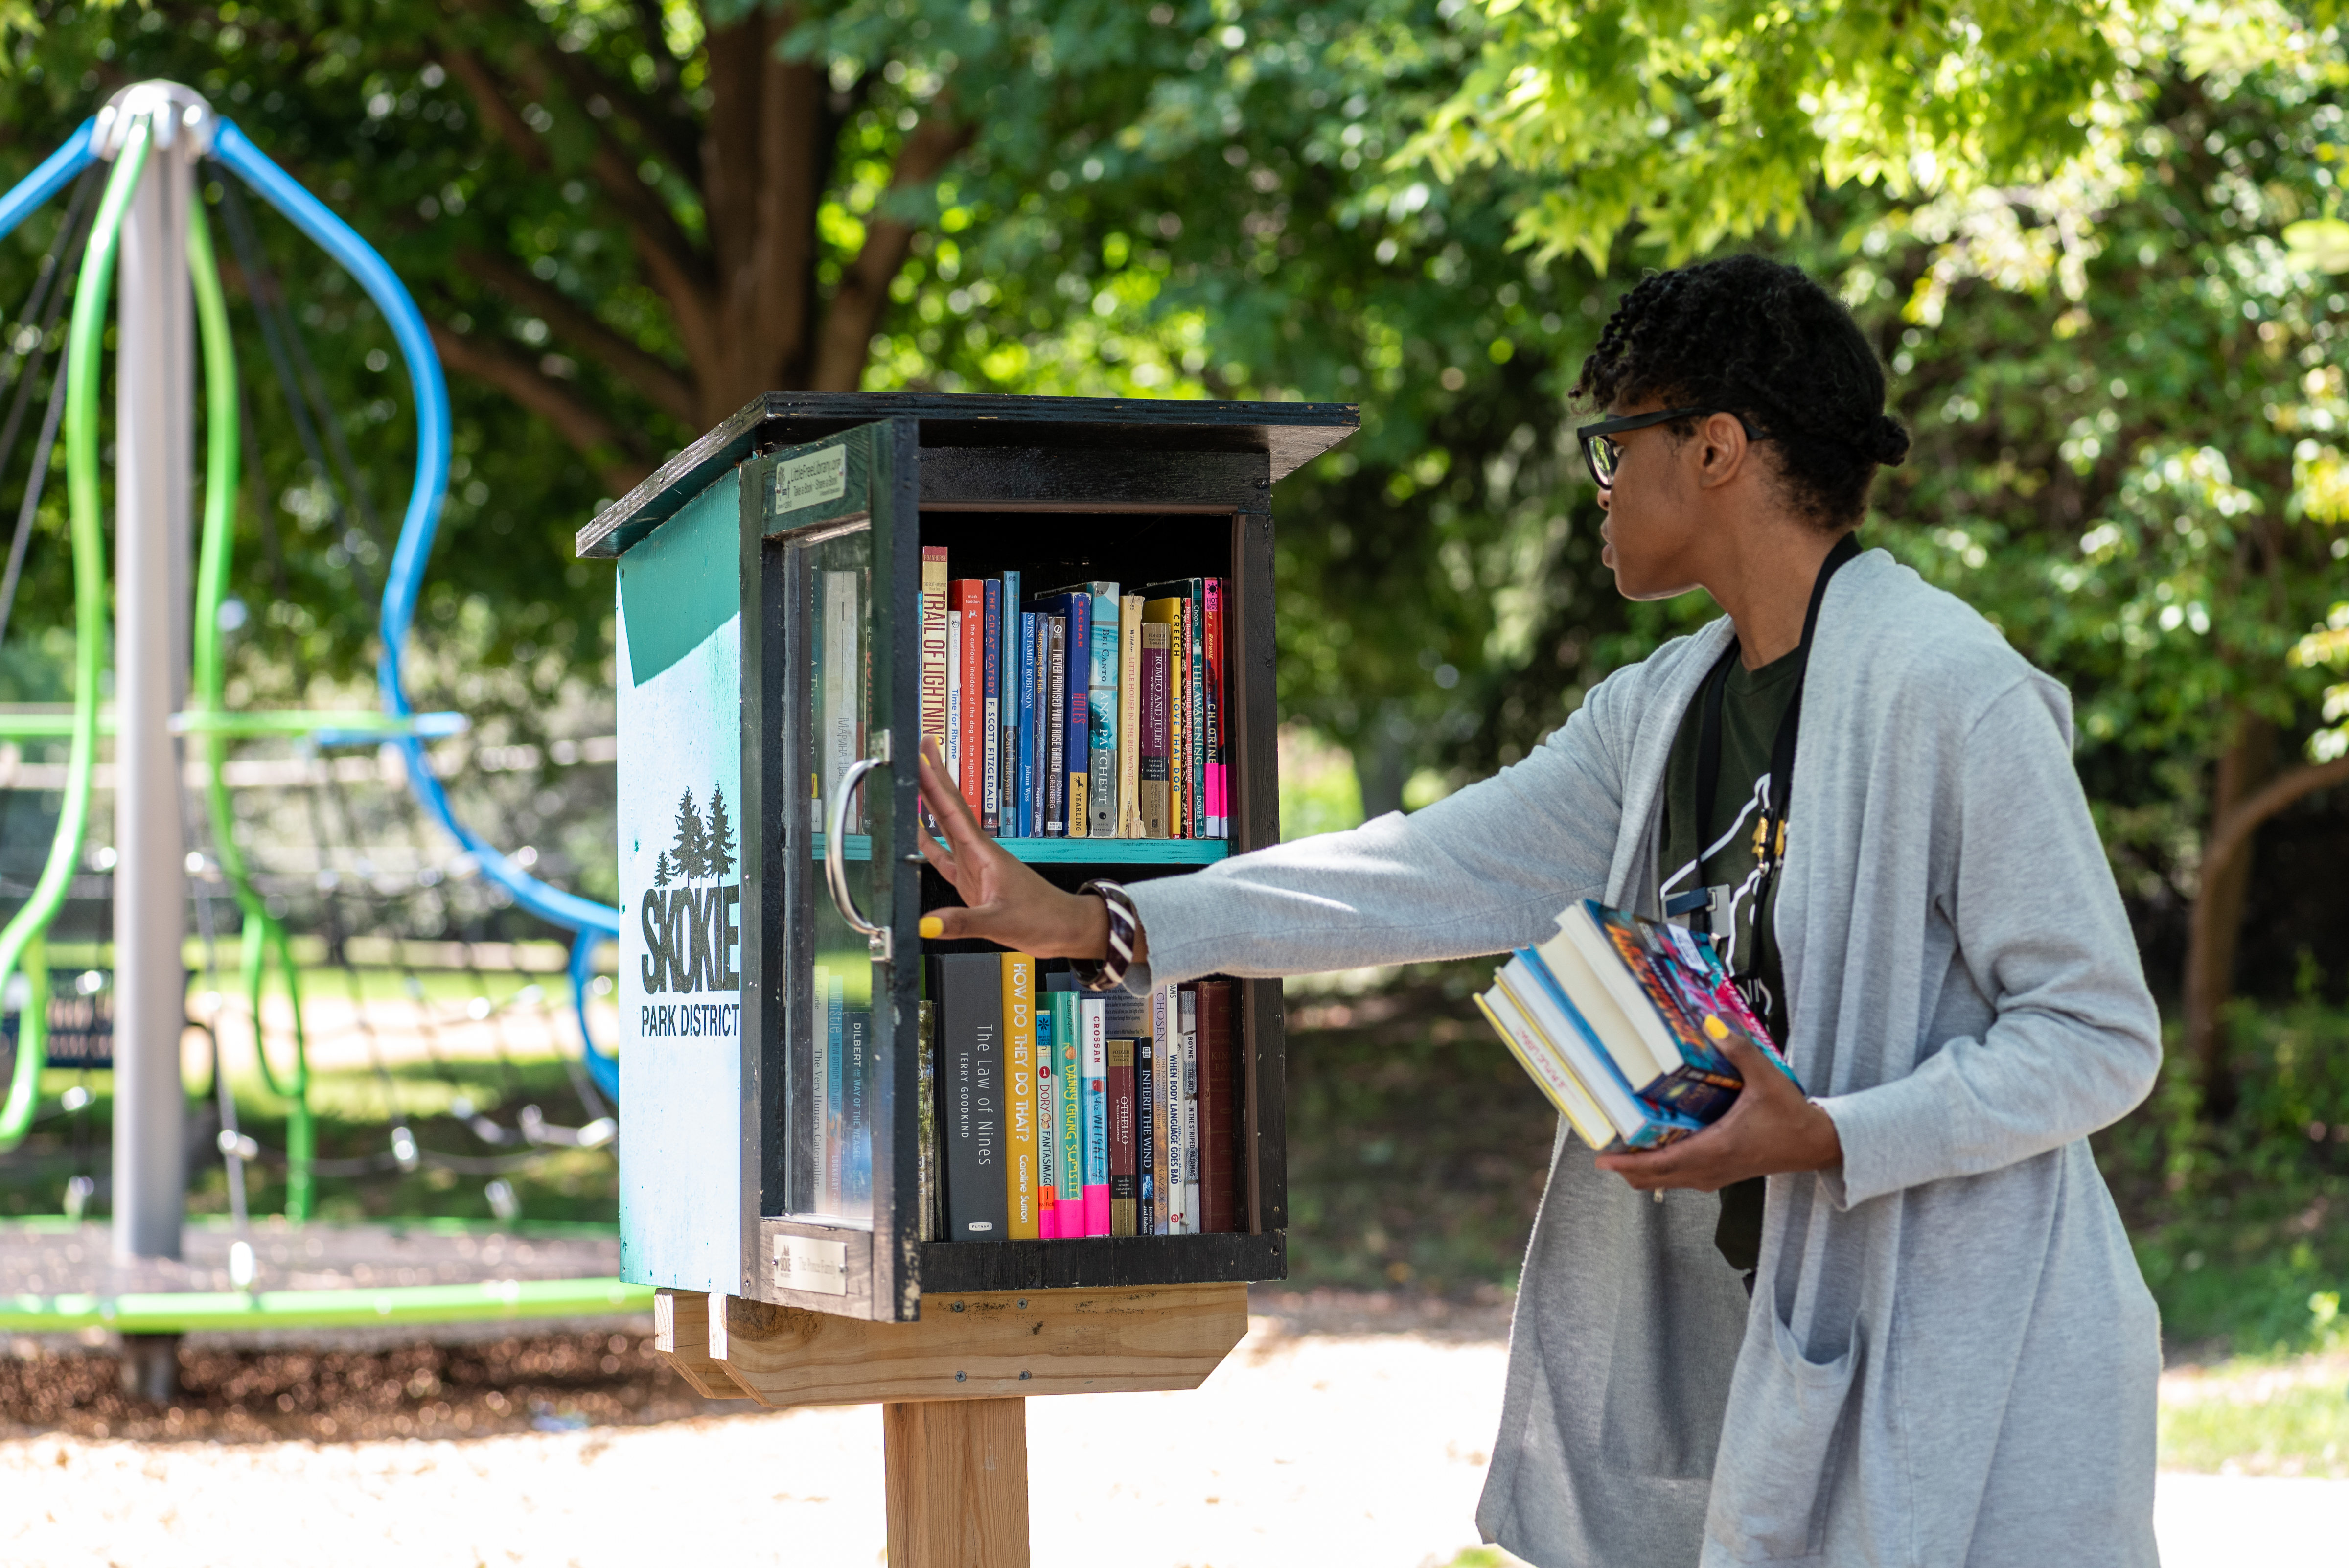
[1195,979,1237,1234]
[955,580,985,814]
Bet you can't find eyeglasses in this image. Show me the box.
[1576,407,1766,489]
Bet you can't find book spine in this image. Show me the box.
[1001,953,1038,1239]
[1178,985,1199,1234]
[1087,589,1119,838]
[1165,596,1184,830]
[1055,992,1083,1220]
[918,997,939,1240]
[945,609,962,797]
[1044,615,1067,836]
[847,1009,872,1215]
[1108,1039,1137,1237]
[1035,1007,1058,1239]
[982,579,1002,832]
[1081,996,1109,1236]
[1474,984,1616,1152]
[828,969,846,1212]
[939,954,1006,1241]
[920,546,949,782]
[1118,593,1143,838]
[999,572,1020,833]
[1015,613,1037,839]
[1195,980,1235,1233]
[811,964,832,1212]
[1140,620,1171,838]
[1152,986,1174,1233]
[1185,587,1204,839]
[1204,577,1226,839]
[957,581,984,814]
[1069,594,1091,836]
[1133,1033,1155,1235]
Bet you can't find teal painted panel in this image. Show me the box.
[621,470,742,687]
[815,834,1229,865]
[615,469,745,1295]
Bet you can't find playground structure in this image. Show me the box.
[0,80,642,1385]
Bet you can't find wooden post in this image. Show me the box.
[884,1398,1030,1568]
[654,1284,1247,1567]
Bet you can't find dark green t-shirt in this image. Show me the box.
[1660,643,1802,1278]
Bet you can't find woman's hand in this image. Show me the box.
[1592,1025,1841,1192]
[913,738,1124,959]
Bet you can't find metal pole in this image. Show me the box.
[105,84,207,1285]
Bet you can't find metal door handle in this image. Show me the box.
[825,754,892,961]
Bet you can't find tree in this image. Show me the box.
[672,788,707,881]
[705,784,736,882]
[1411,0,2123,269]
[653,849,674,888]
[1448,8,2349,1119]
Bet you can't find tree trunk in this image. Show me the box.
[2184,715,2274,1120]
[1352,707,1411,821]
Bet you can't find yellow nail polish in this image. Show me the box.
[1703,1015,1730,1041]
[918,916,944,939]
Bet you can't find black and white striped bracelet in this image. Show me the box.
[1073,879,1141,993]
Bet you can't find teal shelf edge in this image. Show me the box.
[813,834,1229,865]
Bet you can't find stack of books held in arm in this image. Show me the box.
[1474,899,1803,1151]
[923,952,1240,1243]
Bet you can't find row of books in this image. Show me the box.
[1474,899,1802,1151]
[922,954,1240,1241]
[919,550,1229,840]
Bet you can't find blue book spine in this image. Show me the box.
[847,1010,871,1212]
[1065,593,1090,797]
[1016,612,1037,838]
[827,970,847,1208]
[982,579,1002,833]
[1031,613,1051,838]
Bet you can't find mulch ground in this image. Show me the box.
[0,1332,737,1443]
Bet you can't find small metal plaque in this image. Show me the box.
[777,445,848,512]
[772,1233,849,1295]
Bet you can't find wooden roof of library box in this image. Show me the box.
[575,392,1361,559]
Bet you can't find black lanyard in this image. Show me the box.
[1677,532,1860,943]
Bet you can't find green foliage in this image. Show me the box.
[2098,984,2349,1353]
[1413,0,2122,269]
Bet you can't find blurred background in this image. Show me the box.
[0,0,2338,1510]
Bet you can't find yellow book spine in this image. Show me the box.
[1001,953,1038,1238]
[1475,986,1615,1152]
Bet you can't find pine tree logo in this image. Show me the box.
[637,782,743,997]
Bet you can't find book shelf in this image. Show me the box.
[583,393,1357,1324]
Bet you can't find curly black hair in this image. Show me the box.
[1575,255,1909,530]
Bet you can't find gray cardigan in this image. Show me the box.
[1129,551,2163,1567]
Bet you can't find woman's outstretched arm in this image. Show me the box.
[916,676,1637,988]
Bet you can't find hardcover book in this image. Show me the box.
[982,578,1003,832]
[1043,614,1068,836]
[1139,620,1172,838]
[920,546,949,809]
[1118,592,1144,838]
[1195,979,1236,1234]
[937,953,1007,1240]
[1108,1038,1138,1237]
[1000,952,1039,1240]
[1035,1004,1059,1239]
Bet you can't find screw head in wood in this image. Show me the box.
[955,1371,966,1382]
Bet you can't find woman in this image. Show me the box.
[916,255,2163,1567]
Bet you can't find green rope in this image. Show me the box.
[189,190,312,1220]
[0,125,148,1151]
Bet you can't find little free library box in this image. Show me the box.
[580,393,1359,1328]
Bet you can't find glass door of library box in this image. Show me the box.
[744,418,925,1321]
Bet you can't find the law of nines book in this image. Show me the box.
[1475,899,1803,1151]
